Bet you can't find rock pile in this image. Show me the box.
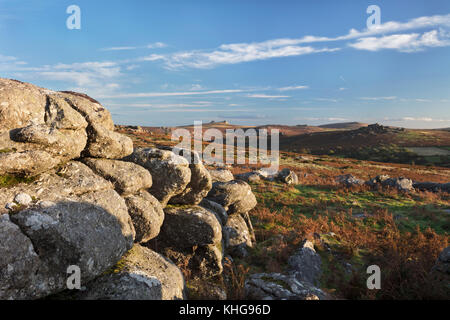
[0,78,259,300]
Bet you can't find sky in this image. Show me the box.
[1,0,450,128]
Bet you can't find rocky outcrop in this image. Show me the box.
[0,79,132,176]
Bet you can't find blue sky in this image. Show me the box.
[1,0,450,128]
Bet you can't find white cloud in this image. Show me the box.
[100,46,138,51]
[360,96,397,101]
[278,85,309,91]
[144,43,339,69]
[349,30,450,52]
[385,117,450,122]
[100,42,167,51]
[314,98,338,103]
[246,94,290,99]
[97,89,245,99]
[147,42,167,49]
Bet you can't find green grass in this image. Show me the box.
[0,175,36,188]
[255,184,449,234]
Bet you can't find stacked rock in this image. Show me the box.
[0,78,258,300]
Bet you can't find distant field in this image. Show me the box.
[407,147,450,156]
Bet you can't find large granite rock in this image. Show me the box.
[1,200,133,299]
[69,245,186,300]
[124,190,164,243]
[158,205,222,249]
[124,148,191,206]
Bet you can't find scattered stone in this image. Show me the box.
[235,172,261,183]
[288,240,322,286]
[335,174,364,187]
[245,273,327,300]
[276,168,299,185]
[14,192,33,206]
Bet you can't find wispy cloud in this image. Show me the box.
[385,117,450,122]
[143,42,340,69]
[97,89,245,99]
[246,94,290,99]
[101,42,167,51]
[360,96,397,101]
[278,85,309,91]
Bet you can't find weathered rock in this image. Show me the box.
[58,91,115,130]
[71,245,185,300]
[82,158,152,195]
[277,168,298,185]
[170,150,212,205]
[84,123,133,159]
[0,150,62,176]
[245,273,328,300]
[158,205,222,249]
[336,174,365,187]
[3,200,133,299]
[11,123,87,159]
[199,198,228,225]
[287,240,322,286]
[0,161,115,215]
[124,148,191,206]
[124,190,164,243]
[206,180,257,215]
[0,214,41,300]
[208,168,234,183]
[223,214,253,258]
